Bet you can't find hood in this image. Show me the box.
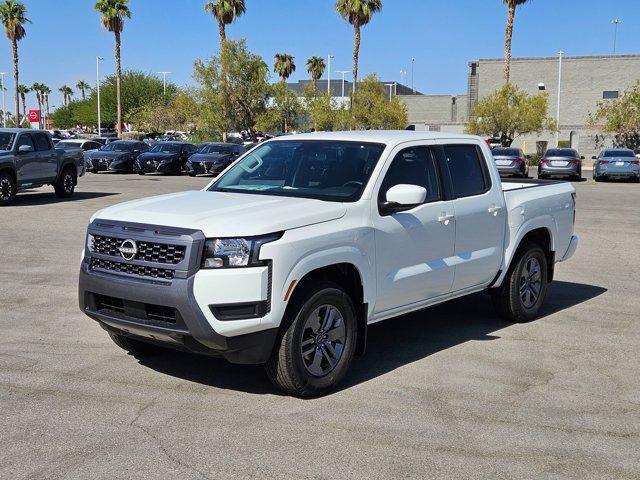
[88,150,130,160]
[189,152,231,163]
[91,190,347,237]
[139,151,178,162]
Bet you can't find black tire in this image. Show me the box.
[594,176,602,183]
[188,172,196,177]
[265,281,357,397]
[137,171,145,176]
[0,171,16,206]
[108,332,166,356]
[53,167,76,198]
[491,242,548,323]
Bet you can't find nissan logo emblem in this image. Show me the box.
[119,239,138,261]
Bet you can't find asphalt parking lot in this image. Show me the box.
[1,172,638,479]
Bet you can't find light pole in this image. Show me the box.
[0,72,6,128]
[384,83,395,102]
[400,69,407,86]
[612,19,622,54]
[157,71,171,99]
[556,51,563,147]
[327,54,334,96]
[336,70,349,98]
[96,56,104,135]
[411,58,415,94]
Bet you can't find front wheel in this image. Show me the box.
[491,242,548,322]
[53,167,76,198]
[265,281,357,397]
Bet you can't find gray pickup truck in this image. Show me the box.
[0,128,85,206]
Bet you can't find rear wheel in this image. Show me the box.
[491,242,548,322]
[53,167,76,198]
[265,281,357,397]
[108,332,166,356]
[0,171,16,206]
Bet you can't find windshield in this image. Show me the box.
[604,149,635,158]
[492,148,519,156]
[199,143,233,154]
[209,140,386,202]
[0,132,15,151]
[150,143,181,153]
[545,148,576,157]
[101,142,134,152]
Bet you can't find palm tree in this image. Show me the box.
[76,80,90,100]
[17,83,28,118]
[503,0,530,83]
[0,0,30,122]
[274,53,296,83]
[59,85,73,106]
[335,0,381,93]
[306,56,326,90]
[204,0,246,49]
[41,84,51,124]
[95,0,131,137]
[31,82,42,126]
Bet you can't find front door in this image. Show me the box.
[373,144,456,314]
[14,133,39,185]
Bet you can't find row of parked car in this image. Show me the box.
[55,139,255,177]
[492,146,640,182]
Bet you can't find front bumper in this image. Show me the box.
[108,161,133,172]
[187,161,227,175]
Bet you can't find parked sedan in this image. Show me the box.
[186,142,246,176]
[86,141,150,173]
[56,139,103,152]
[491,147,529,177]
[593,148,640,182]
[538,148,584,180]
[134,142,198,175]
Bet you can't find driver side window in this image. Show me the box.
[16,134,35,151]
[379,147,441,204]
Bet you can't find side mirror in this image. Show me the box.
[380,184,427,215]
[18,144,34,154]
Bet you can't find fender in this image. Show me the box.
[493,215,556,287]
[55,156,80,183]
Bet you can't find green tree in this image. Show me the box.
[17,83,28,118]
[95,0,131,137]
[0,0,30,121]
[194,39,270,137]
[204,0,246,49]
[589,81,640,149]
[335,0,382,92]
[59,85,73,106]
[466,83,556,146]
[503,0,530,83]
[76,80,91,100]
[351,74,407,129]
[131,91,200,133]
[303,85,350,131]
[259,82,302,133]
[306,56,326,90]
[274,53,296,83]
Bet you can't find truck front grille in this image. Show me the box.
[92,235,186,264]
[90,257,175,280]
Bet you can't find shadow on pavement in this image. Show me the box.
[135,280,607,396]
[11,191,119,206]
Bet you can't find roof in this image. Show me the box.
[267,130,482,144]
[475,53,640,63]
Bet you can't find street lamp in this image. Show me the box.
[411,58,415,94]
[384,83,396,102]
[556,51,563,147]
[400,69,407,86]
[96,56,104,135]
[0,72,6,128]
[157,71,171,98]
[612,19,622,54]
[336,70,350,98]
[327,54,334,96]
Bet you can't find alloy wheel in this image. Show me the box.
[64,173,74,193]
[0,178,13,201]
[519,257,542,309]
[300,304,346,377]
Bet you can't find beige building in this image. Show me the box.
[402,54,640,157]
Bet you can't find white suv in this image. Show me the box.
[79,131,578,396]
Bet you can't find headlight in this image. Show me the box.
[86,233,95,252]
[201,233,281,269]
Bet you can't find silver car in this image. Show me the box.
[593,148,640,183]
[491,147,529,177]
[538,148,583,180]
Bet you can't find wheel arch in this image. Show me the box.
[0,164,17,186]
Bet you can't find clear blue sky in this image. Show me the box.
[2,0,639,110]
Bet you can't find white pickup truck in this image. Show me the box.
[79,131,578,396]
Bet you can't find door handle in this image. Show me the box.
[438,213,455,225]
[488,205,503,216]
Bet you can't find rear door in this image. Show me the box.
[439,142,506,291]
[32,132,58,182]
[372,143,456,314]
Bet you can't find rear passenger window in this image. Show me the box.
[379,147,441,204]
[444,145,490,198]
[33,133,52,151]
